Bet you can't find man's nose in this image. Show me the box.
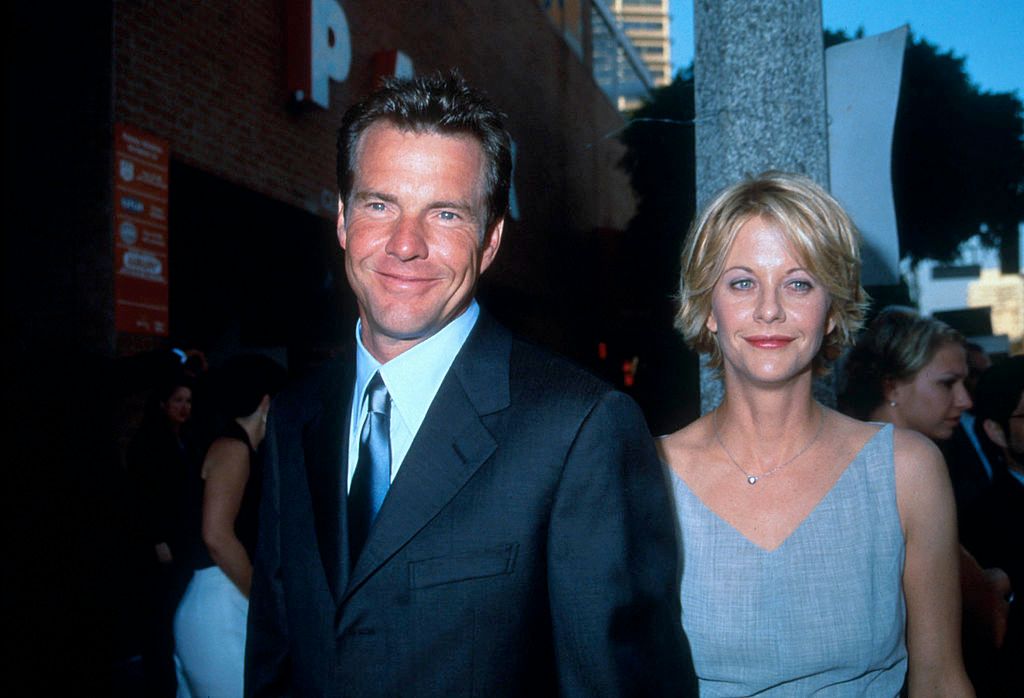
[385,216,428,261]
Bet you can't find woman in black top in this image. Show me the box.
[173,356,284,698]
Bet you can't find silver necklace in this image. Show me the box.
[712,407,825,485]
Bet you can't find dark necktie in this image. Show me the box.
[348,372,391,565]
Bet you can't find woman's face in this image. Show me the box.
[889,342,972,441]
[707,216,834,386]
[161,386,193,426]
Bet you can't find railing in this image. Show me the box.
[590,0,655,108]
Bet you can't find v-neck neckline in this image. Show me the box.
[672,423,890,553]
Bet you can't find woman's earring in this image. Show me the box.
[889,400,897,407]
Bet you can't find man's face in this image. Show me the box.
[338,123,503,363]
[982,391,1024,469]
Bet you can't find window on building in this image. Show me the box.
[623,21,665,32]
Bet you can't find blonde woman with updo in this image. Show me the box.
[657,172,972,696]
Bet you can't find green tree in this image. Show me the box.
[613,71,699,431]
[617,70,697,304]
[826,29,1024,272]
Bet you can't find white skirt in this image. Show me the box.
[173,566,248,698]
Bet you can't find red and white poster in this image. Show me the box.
[113,123,170,336]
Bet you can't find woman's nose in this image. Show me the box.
[954,383,972,411]
[753,288,783,322]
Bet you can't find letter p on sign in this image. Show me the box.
[286,0,351,108]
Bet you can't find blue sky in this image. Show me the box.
[669,0,1024,96]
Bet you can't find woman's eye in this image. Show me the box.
[790,279,814,292]
[730,278,753,290]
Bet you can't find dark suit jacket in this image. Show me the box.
[959,465,1024,694]
[245,312,695,697]
[961,465,1023,594]
[941,421,995,515]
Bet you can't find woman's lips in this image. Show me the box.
[744,335,794,349]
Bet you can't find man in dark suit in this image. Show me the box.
[245,72,695,696]
[959,355,1024,694]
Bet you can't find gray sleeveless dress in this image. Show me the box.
[672,423,907,696]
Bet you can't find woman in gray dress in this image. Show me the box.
[657,171,972,696]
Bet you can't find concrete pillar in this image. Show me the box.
[693,0,829,412]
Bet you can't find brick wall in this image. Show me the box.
[113,0,636,305]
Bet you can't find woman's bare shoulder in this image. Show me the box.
[201,436,250,479]
[823,409,901,459]
[656,416,715,472]
[828,408,882,438]
[889,425,948,489]
[889,424,943,460]
[205,436,250,460]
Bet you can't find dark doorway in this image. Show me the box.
[168,162,355,371]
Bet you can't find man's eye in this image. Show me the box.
[438,210,459,221]
[369,202,386,211]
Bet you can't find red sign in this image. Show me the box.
[113,123,170,336]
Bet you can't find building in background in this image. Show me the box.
[909,232,1024,356]
[550,0,658,112]
[8,0,648,374]
[609,0,673,104]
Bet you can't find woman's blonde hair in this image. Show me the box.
[676,171,867,374]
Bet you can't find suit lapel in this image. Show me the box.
[302,358,354,607]
[342,312,512,602]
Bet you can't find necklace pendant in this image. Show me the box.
[747,475,758,485]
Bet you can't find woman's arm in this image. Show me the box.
[201,437,253,597]
[894,428,975,697]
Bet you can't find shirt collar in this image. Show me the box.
[354,300,480,429]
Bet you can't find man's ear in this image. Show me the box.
[337,196,347,250]
[982,418,1009,449]
[479,217,504,273]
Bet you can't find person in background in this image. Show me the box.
[127,377,197,697]
[959,355,1024,695]
[839,306,1011,692]
[173,355,285,698]
[660,172,972,695]
[838,306,972,441]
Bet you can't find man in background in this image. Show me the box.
[960,355,1023,694]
